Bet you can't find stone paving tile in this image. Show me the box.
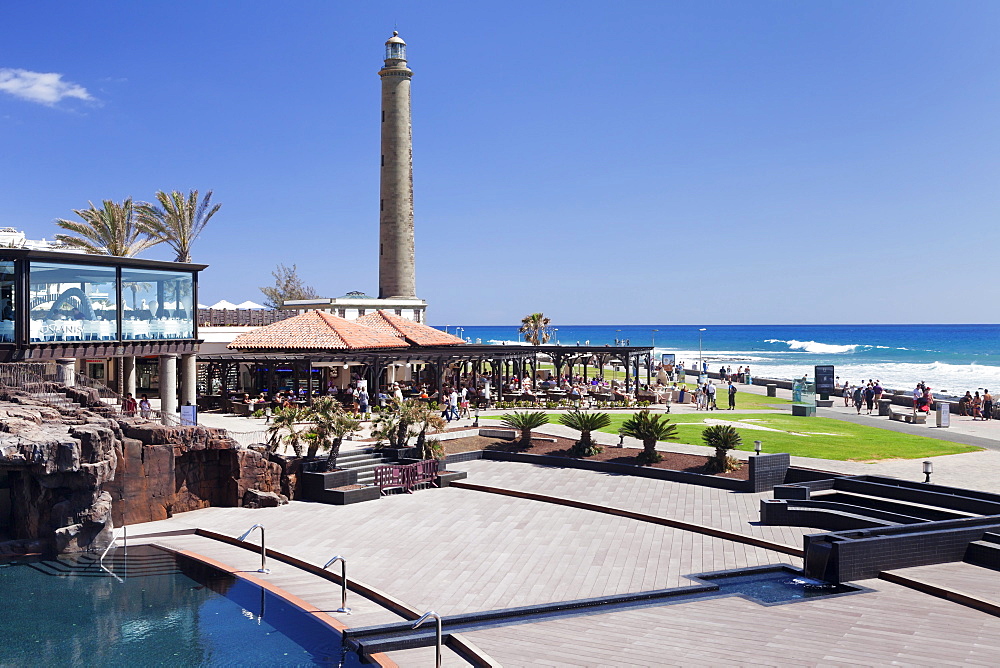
[131,486,798,620]
[886,561,1000,602]
[461,577,1000,667]
[448,459,813,550]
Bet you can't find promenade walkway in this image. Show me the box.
[130,455,1000,666]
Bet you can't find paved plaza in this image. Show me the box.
[133,454,1000,666]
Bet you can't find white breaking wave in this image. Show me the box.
[752,360,1000,398]
[766,339,864,354]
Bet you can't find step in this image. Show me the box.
[965,540,1000,571]
[981,532,1000,545]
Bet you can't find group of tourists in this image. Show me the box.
[958,389,993,420]
[693,380,738,411]
[843,380,885,415]
[121,392,152,419]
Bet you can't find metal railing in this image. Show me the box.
[74,370,123,407]
[98,525,127,582]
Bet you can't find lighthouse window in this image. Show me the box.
[380,199,384,211]
[382,110,385,122]
[381,155,384,166]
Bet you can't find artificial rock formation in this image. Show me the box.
[0,387,285,555]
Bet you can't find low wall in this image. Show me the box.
[444,450,794,493]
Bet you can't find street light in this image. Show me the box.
[651,329,659,348]
[754,440,762,456]
[923,460,933,483]
[553,328,559,345]
[699,328,706,377]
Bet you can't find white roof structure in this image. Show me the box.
[235,300,266,310]
[208,299,239,310]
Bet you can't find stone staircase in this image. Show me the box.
[966,531,1000,571]
[335,448,392,485]
[28,549,183,578]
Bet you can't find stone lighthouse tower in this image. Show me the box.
[378,31,416,299]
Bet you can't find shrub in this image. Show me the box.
[620,410,679,465]
[500,411,549,448]
[558,409,611,457]
[702,424,742,473]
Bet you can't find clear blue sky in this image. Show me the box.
[2,1,999,325]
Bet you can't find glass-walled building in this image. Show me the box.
[0,249,203,360]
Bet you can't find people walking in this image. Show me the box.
[984,389,993,421]
[728,380,737,410]
[853,385,864,415]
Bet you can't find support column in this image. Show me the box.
[180,353,197,407]
[122,356,137,398]
[159,354,177,424]
[56,358,76,387]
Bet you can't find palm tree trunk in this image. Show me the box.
[325,437,343,471]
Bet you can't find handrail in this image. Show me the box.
[98,525,127,582]
[237,524,269,573]
[322,555,351,613]
[412,610,443,667]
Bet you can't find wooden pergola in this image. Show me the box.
[198,344,654,400]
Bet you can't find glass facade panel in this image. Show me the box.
[119,268,194,340]
[0,262,13,342]
[28,263,117,343]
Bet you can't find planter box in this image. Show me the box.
[437,470,468,487]
[381,447,416,461]
[301,469,357,501]
[320,485,381,505]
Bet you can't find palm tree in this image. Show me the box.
[500,411,549,448]
[702,424,742,473]
[620,410,679,465]
[54,198,161,256]
[412,403,447,460]
[308,397,362,470]
[558,409,611,457]
[371,399,417,449]
[138,189,221,263]
[266,405,309,457]
[519,313,551,346]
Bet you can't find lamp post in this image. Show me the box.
[651,329,658,348]
[754,440,762,456]
[698,328,706,378]
[923,460,933,483]
[553,328,559,345]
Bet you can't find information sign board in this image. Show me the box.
[815,365,836,395]
[180,404,198,426]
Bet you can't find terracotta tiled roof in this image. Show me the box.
[229,310,409,351]
[355,310,465,346]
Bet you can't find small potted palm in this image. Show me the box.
[620,410,678,465]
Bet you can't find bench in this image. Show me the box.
[374,460,440,495]
[889,410,928,424]
[479,428,516,439]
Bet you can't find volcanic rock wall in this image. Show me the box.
[0,388,284,555]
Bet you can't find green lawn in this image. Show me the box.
[668,383,793,409]
[484,411,980,461]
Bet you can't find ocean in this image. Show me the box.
[434,324,1000,397]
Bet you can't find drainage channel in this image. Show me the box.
[343,565,867,657]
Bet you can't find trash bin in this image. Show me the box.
[766,384,777,397]
[878,398,892,416]
[936,403,950,428]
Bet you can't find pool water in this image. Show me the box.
[0,545,362,667]
[698,567,860,605]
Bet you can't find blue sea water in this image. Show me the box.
[435,324,1000,396]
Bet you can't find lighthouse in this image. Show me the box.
[378,31,416,300]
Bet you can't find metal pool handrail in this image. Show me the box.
[322,555,351,614]
[412,610,442,667]
[98,525,127,582]
[237,524,270,573]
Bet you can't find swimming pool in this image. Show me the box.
[0,545,363,667]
